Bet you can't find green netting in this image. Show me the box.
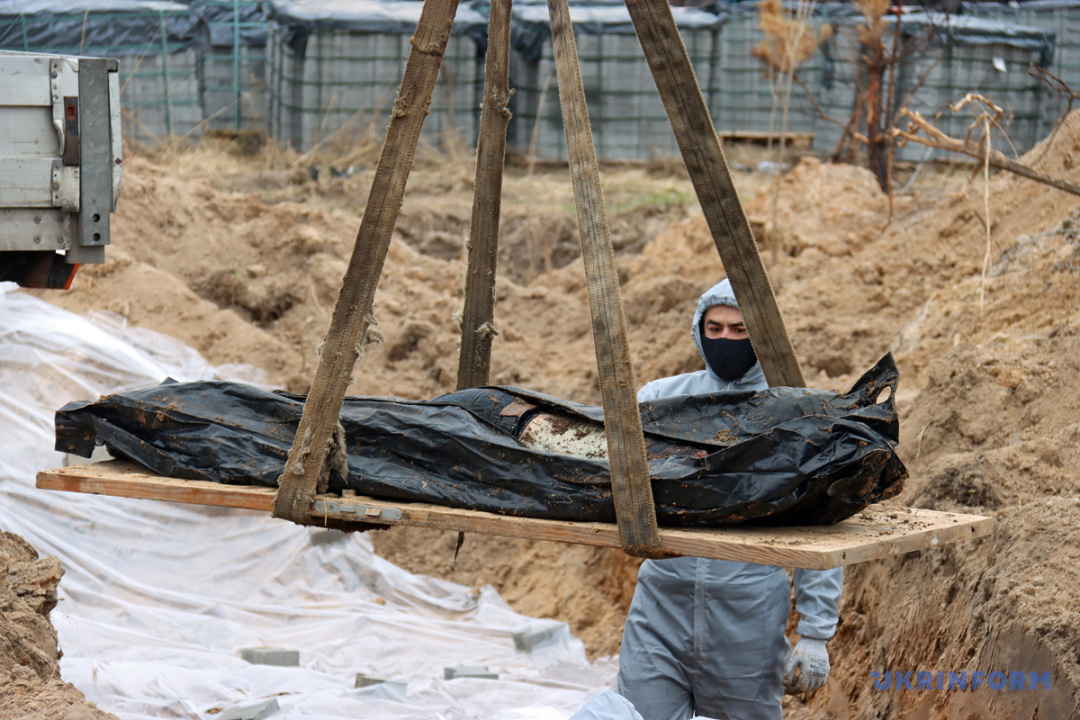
[199,43,269,131]
[0,1,268,143]
[196,0,268,132]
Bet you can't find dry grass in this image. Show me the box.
[131,111,480,188]
[134,133,299,179]
[856,0,890,47]
[753,0,832,75]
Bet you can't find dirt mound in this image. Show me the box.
[745,156,895,262]
[0,531,116,719]
[392,167,690,284]
[819,329,1080,720]
[782,116,1080,719]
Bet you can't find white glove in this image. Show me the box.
[783,637,830,693]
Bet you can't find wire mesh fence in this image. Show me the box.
[962,0,1080,141]
[0,0,204,145]
[193,0,269,132]
[264,2,486,154]
[815,9,1054,161]
[0,0,1076,160]
[507,4,725,161]
[710,4,825,144]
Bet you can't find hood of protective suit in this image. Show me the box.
[691,279,767,390]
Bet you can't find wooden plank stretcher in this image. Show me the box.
[37,460,992,571]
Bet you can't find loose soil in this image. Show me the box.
[0,532,115,719]
[8,112,1080,718]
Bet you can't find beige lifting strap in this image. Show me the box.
[457,0,513,391]
[273,0,461,523]
[624,0,806,389]
[547,0,664,558]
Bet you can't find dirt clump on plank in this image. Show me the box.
[19,111,1080,719]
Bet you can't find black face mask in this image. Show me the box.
[701,336,757,382]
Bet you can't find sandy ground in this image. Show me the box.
[7,109,1080,718]
[0,532,116,719]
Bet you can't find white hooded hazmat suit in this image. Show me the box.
[616,279,843,720]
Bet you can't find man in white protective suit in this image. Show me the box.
[615,278,843,720]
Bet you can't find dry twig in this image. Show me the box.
[1028,64,1080,107]
[895,104,1080,198]
[1027,64,1080,165]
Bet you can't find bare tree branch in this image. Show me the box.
[1028,63,1080,103]
[791,74,847,130]
[1028,63,1079,165]
[895,106,1080,197]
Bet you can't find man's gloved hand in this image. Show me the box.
[783,637,830,693]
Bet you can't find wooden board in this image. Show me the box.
[36,461,992,570]
[715,130,814,147]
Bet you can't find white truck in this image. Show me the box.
[0,50,122,289]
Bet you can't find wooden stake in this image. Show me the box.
[457,0,513,390]
[625,0,806,388]
[547,0,663,558]
[274,0,460,524]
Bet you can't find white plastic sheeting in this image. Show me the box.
[0,287,617,719]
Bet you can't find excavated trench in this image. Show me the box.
[10,118,1080,717]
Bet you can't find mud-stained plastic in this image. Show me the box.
[56,355,908,527]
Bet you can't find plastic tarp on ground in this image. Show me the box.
[0,0,204,55]
[0,286,618,720]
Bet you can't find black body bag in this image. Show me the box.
[56,355,907,527]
